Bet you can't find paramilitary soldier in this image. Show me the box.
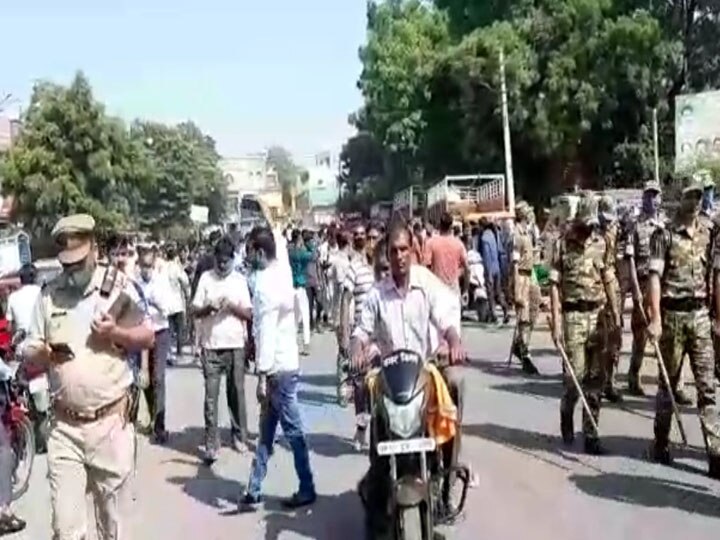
[549,193,620,455]
[511,201,541,375]
[25,214,155,540]
[598,194,623,403]
[625,180,664,396]
[646,180,720,478]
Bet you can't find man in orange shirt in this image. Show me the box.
[424,213,469,333]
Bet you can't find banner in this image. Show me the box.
[675,89,720,172]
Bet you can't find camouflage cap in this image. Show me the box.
[643,180,661,193]
[574,192,599,226]
[51,214,96,265]
[598,194,617,221]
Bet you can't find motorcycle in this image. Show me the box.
[1,364,35,501]
[3,331,49,454]
[357,350,469,540]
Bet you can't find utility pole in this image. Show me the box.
[499,50,516,212]
[652,107,660,183]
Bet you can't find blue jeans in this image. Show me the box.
[247,371,315,498]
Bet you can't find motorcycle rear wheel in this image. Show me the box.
[11,417,35,501]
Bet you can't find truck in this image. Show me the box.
[426,174,509,224]
[392,186,426,220]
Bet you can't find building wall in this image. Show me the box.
[220,154,281,220]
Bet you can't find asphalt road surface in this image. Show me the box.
[11,321,720,539]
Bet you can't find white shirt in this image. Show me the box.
[192,270,252,350]
[353,265,454,358]
[6,284,41,333]
[162,260,190,315]
[253,260,299,374]
[136,270,174,332]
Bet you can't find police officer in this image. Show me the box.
[625,181,664,396]
[647,181,720,478]
[511,201,540,375]
[549,193,619,455]
[598,194,623,403]
[26,214,154,540]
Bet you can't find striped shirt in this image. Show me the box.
[343,253,374,324]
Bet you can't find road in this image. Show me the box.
[11,321,720,539]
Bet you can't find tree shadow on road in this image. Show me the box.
[467,357,562,381]
[465,422,707,469]
[301,373,338,388]
[263,490,363,540]
[570,472,720,519]
[298,388,339,407]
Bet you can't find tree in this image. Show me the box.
[130,120,226,231]
[266,145,299,208]
[338,132,386,196]
[1,72,153,233]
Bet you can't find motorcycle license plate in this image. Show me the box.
[377,437,436,456]
[28,376,48,393]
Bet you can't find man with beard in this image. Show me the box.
[550,194,619,455]
[25,214,155,539]
[647,179,720,478]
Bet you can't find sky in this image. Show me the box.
[2,0,367,166]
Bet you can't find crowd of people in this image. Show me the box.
[4,172,720,537]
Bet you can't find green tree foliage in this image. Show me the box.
[266,145,299,207]
[1,72,225,235]
[347,0,717,205]
[1,73,153,232]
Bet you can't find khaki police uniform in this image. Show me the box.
[27,214,147,540]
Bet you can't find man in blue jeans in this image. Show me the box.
[240,226,316,511]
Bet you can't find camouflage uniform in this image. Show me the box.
[598,195,623,400]
[550,194,615,451]
[511,202,541,374]
[626,181,664,394]
[697,174,720,381]
[649,182,720,476]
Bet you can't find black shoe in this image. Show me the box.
[202,447,218,466]
[603,387,623,404]
[583,437,606,456]
[152,430,169,445]
[627,381,645,397]
[238,493,262,513]
[560,412,574,446]
[674,389,693,406]
[649,442,672,465]
[521,357,540,375]
[708,458,720,480]
[0,513,26,536]
[281,491,317,510]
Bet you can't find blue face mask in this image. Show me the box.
[642,192,660,215]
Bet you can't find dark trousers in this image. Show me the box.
[306,286,322,330]
[144,329,170,435]
[201,348,248,452]
[485,271,508,320]
[247,371,315,498]
[168,312,185,356]
[0,390,11,507]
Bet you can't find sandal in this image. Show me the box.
[0,514,26,535]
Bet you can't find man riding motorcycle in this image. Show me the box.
[350,222,466,534]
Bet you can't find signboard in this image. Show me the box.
[190,204,209,224]
[675,90,720,172]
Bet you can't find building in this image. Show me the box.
[0,116,21,152]
[296,151,340,225]
[219,153,284,222]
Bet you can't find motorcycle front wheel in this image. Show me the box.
[398,507,423,540]
[11,417,35,501]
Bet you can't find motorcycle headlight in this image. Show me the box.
[383,392,425,439]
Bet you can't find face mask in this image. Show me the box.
[679,195,700,216]
[215,259,232,276]
[353,239,366,252]
[66,265,93,291]
[140,268,153,282]
[642,193,660,215]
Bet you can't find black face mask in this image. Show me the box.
[215,257,232,276]
[354,238,366,251]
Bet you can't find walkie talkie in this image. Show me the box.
[99,265,118,299]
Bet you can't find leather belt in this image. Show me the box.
[562,300,601,312]
[54,394,129,424]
